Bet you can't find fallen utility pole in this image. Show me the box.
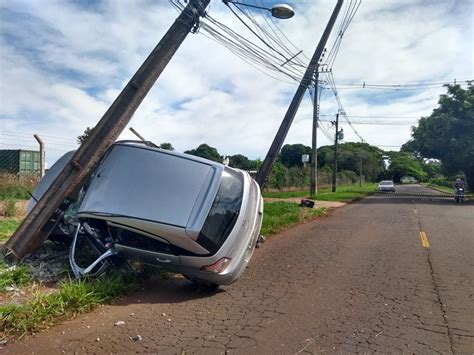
[256,0,344,188]
[4,0,210,261]
[332,111,340,192]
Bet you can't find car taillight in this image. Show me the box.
[201,258,232,274]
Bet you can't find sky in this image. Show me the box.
[0,0,472,166]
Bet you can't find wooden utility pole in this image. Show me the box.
[256,0,344,188]
[4,0,210,260]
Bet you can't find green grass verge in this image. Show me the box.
[310,184,377,202]
[0,262,33,293]
[0,219,22,240]
[0,272,140,337]
[263,190,312,198]
[263,184,377,202]
[421,183,454,194]
[261,201,326,236]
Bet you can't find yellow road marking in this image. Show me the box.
[419,231,430,248]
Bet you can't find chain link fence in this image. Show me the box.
[0,130,78,202]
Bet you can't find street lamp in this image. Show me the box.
[222,1,295,19]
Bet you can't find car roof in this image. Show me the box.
[78,142,225,228]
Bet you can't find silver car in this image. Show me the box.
[29,141,264,287]
[378,180,395,192]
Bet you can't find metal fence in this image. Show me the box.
[0,130,77,174]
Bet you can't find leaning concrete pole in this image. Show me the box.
[5,0,210,260]
[256,0,344,188]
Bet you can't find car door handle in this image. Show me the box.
[156,257,172,263]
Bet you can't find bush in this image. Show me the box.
[0,172,38,200]
[4,200,17,217]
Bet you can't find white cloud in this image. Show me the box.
[0,0,472,166]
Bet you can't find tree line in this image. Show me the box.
[77,82,473,190]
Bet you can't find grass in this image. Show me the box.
[261,201,326,236]
[263,183,377,202]
[0,219,22,240]
[0,272,141,337]
[421,183,454,194]
[0,186,31,201]
[310,184,377,202]
[0,262,33,293]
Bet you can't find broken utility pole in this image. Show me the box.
[4,0,210,261]
[256,0,344,188]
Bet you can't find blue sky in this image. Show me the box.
[0,0,472,166]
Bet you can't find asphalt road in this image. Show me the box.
[8,184,474,354]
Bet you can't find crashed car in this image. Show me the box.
[29,141,264,286]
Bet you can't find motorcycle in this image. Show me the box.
[454,187,465,204]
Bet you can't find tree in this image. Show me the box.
[228,154,258,170]
[317,142,386,182]
[387,152,427,183]
[279,144,311,167]
[403,82,474,189]
[77,126,94,144]
[184,144,221,162]
[159,142,174,151]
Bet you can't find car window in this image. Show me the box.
[380,181,393,185]
[197,168,243,254]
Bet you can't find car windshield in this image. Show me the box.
[380,181,393,185]
[197,168,243,254]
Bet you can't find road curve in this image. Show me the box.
[7,184,474,354]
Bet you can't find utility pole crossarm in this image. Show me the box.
[256,0,344,188]
[4,0,211,261]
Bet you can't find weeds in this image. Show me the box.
[261,202,326,236]
[4,200,17,217]
[0,262,32,292]
[0,219,22,240]
[0,173,39,200]
[263,183,377,201]
[0,272,140,337]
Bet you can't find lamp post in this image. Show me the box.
[222,1,295,19]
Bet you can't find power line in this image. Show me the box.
[319,114,420,119]
[323,71,365,142]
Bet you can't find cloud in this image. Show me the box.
[0,0,472,166]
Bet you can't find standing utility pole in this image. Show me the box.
[256,0,344,188]
[310,69,319,196]
[331,111,340,192]
[5,0,210,261]
[359,154,363,187]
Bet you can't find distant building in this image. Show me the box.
[0,149,40,174]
